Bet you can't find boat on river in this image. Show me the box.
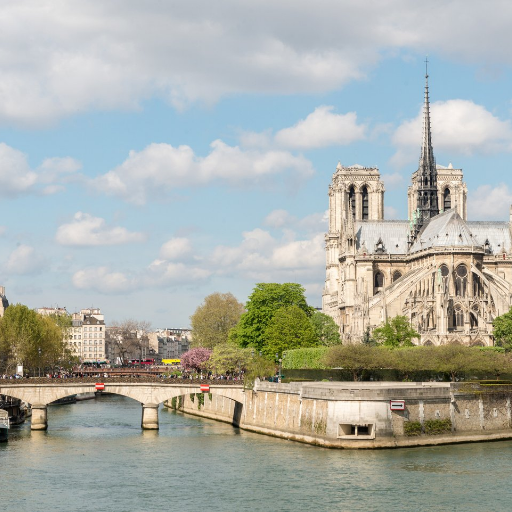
[0,409,9,442]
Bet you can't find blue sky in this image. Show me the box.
[1,1,512,328]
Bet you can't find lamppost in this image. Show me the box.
[38,347,41,378]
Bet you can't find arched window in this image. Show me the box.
[455,264,468,297]
[362,186,369,220]
[444,188,451,210]
[453,305,464,329]
[473,273,482,296]
[470,312,478,329]
[392,271,402,282]
[348,186,356,220]
[374,271,384,293]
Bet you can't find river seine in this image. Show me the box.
[2,394,512,512]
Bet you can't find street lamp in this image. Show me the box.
[38,347,41,378]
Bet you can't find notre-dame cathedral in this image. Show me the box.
[322,70,512,346]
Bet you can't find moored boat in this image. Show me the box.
[0,409,9,442]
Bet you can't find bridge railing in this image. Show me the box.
[0,377,243,385]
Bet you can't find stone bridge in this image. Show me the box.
[0,379,245,430]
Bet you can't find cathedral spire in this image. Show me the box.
[415,57,439,231]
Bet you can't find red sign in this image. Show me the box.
[95,383,105,391]
[200,384,210,393]
[390,400,405,411]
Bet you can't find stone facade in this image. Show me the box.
[322,73,512,346]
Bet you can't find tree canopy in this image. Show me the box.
[190,292,244,349]
[493,307,512,350]
[180,347,212,372]
[372,315,420,348]
[230,282,314,351]
[206,342,250,375]
[0,304,75,374]
[310,311,341,346]
[263,305,318,358]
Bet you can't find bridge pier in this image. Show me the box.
[141,403,159,430]
[31,405,48,431]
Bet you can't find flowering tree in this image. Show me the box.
[180,347,212,372]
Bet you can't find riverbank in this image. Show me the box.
[166,380,512,449]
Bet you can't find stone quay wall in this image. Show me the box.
[170,381,512,449]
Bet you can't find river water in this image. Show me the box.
[2,394,512,512]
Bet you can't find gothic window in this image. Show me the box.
[473,273,482,296]
[362,186,369,220]
[349,186,356,220]
[444,188,451,210]
[392,271,402,282]
[453,305,464,329]
[374,271,384,293]
[455,264,468,297]
[470,312,478,329]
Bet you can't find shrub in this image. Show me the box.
[404,421,422,436]
[283,347,329,370]
[424,419,452,435]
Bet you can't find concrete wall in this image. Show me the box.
[173,381,512,449]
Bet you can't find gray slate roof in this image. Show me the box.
[355,210,512,255]
[355,220,409,254]
[409,210,479,253]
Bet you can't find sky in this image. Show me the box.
[2,1,512,328]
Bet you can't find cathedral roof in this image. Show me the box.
[355,220,410,254]
[467,221,512,254]
[409,209,480,253]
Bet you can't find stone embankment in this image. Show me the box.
[170,380,512,449]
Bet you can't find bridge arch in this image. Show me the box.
[0,381,246,431]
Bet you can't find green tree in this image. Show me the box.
[230,283,314,351]
[373,315,420,348]
[310,312,341,346]
[207,342,251,376]
[263,305,318,358]
[0,304,74,374]
[493,307,512,350]
[426,345,483,382]
[244,353,276,388]
[190,292,244,349]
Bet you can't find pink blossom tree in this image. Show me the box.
[180,347,212,372]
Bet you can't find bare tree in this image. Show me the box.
[105,319,152,364]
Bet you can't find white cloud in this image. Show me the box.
[0,143,38,194]
[55,212,146,246]
[242,107,366,150]
[274,107,366,149]
[384,206,399,220]
[94,140,314,204]
[72,267,133,294]
[264,210,296,229]
[468,184,512,220]
[159,237,194,261]
[381,172,405,190]
[392,100,512,166]
[5,245,47,275]
[211,227,324,282]
[4,2,512,125]
[0,143,80,197]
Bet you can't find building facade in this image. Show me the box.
[71,308,106,362]
[322,71,512,346]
